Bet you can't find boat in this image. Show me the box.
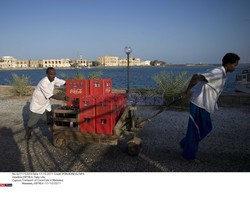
[235,67,250,93]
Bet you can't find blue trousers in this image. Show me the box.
[180,102,212,160]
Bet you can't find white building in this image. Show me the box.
[98,56,119,66]
[42,59,71,68]
[30,60,43,68]
[140,60,151,66]
[118,57,141,66]
[70,59,88,67]
[16,60,29,68]
[0,56,17,68]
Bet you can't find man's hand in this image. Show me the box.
[65,96,72,102]
[179,90,189,99]
[65,96,73,102]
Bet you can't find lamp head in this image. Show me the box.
[124,46,132,55]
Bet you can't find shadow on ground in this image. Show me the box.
[0,127,25,171]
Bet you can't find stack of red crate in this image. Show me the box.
[66,78,127,135]
[79,96,96,133]
[95,93,127,134]
[95,95,117,135]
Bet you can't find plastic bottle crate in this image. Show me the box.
[79,96,96,133]
[89,79,112,96]
[66,79,89,107]
[95,94,119,135]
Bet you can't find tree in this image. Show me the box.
[150,60,166,66]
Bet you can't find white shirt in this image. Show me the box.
[30,76,65,114]
[190,66,226,113]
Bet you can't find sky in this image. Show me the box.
[0,0,250,64]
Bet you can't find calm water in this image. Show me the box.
[0,65,245,92]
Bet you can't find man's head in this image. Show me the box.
[222,53,240,73]
[46,67,56,82]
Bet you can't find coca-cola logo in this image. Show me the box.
[69,88,82,94]
[105,88,111,93]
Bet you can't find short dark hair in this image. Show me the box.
[222,53,240,66]
[46,67,55,74]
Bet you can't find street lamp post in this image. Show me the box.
[124,46,132,93]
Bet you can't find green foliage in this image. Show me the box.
[8,73,33,96]
[150,60,166,66]
[59,69,103,80]
[87,71,103,79]
[59,72,70,80]
[73,69,85,79]
[59,69,85,80]
[152,71,189,105]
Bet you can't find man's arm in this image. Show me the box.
[50,95,72,101]
[182,74,207,97]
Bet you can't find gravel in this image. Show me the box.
[0,95,250,172]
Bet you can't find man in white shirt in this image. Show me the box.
[180,53,240,160]
[25,67,71,140]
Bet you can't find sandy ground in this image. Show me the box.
[0,94,249,172]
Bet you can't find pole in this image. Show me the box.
[127,53,130,93]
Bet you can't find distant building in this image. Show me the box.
[87,60,93,66]
[30,60,43,68]
[118,57,141,66]
[118,58,127,66]
[0,56,17,68]
[16,60,29,68]
[140,60,151,66]
[98,56,119,66]
[42,59,71,68]
[70,59,87,67]
[0,55,151,69]
[131,57,141,66]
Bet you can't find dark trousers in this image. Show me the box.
[180,102,213,160]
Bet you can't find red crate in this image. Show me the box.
[66,98,79,108]
[89,79,112,96]
[95,95,118,135]
[103,79,112,95]
[66,79,89,98]
[79,96,96,133]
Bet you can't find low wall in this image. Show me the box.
[218,92,250,107]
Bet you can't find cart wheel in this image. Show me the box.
[53,137,67,148]
[127,142,141,156]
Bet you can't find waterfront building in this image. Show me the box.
[98,56,119,66]
[16,60,29,68]
[42,59,71,68]
[118,57,141,66]
[70,59,87,67]
[131,57,141,66]
[118,58,127,66]
[0,56,17,68]
[140,60,151,66]
[29,60,43,68]
[87,61,93,66]
[0,59,4,68]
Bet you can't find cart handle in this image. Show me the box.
[138,95,183,126]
